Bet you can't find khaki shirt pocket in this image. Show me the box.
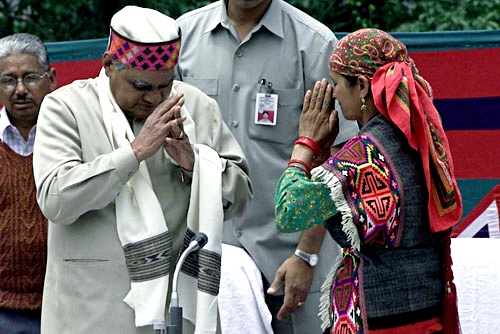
[182,76,219,97]
[249,87,303,145]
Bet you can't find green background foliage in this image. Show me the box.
[1,0,499,42]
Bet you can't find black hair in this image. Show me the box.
[342,75,358,87]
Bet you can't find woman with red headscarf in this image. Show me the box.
[275,29,462,334]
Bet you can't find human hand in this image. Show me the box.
[131,92,185,162]
[266,256,314,320]
[163,106,194,171]
[299,79,339,151]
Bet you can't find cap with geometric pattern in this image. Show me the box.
[107,6,181,71]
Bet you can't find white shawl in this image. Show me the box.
[97,69,222,332]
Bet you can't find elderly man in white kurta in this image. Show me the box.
[32,6,252,334]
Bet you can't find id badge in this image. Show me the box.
[255,92,278,126]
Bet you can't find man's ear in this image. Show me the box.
[102,52,113,76]
[48,68,57,91]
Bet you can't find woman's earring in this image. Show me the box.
[360,97,367,111]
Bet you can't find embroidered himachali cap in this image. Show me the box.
[108,5,181,71]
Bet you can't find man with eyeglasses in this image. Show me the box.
[0,33,57,334]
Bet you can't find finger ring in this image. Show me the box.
[297,302,304,308]
[176,130,184,139]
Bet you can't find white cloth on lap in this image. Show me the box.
[451,238,500,334]
[219,243,274,334]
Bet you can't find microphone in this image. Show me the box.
[189,232,208,250]
[167,232,208,334]
[172,232,208,306]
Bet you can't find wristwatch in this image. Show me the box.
[294,249,319,267]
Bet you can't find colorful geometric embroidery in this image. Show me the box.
[329,134,401,247]
[320,134,404,333]
[331,250,362,334]
[108,28,180,71]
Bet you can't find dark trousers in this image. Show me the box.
[0,308,41,334]
[262,274,295,334]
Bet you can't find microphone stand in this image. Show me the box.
[153,320,167,334]
[167,249,188,334]
[166,233,208,334]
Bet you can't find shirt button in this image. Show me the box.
[235,229,242,237]
[231,121,239,127]
[233,84,240,92]
[236,50,243,57]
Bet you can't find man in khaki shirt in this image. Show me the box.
[177,1,358,333]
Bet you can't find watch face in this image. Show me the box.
[309,254,319,266]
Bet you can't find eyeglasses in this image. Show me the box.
[0,72,50,93]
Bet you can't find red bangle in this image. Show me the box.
[294,136,327,158]
[287,165,311,177]
[288,158,313,172]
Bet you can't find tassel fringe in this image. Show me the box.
[312,167,360,251]
[318,254,343,332]
[312,166,362,332]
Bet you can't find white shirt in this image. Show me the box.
[0,107,36,156]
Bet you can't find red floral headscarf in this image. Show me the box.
[330,28,462,233]
[330,29,410,77]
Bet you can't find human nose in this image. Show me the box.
[143,89,162,105]
[13,78,29,94]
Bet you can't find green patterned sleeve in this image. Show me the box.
[275,166,337,233]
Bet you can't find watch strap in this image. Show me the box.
[294,249,318,267]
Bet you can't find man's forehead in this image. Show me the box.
[0,54,44,75]
[124,69,175,86]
